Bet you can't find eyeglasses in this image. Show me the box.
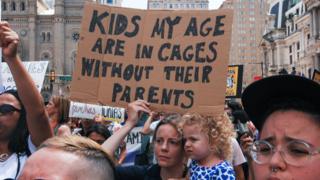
[0,104,21,116]
[250,140,320,167]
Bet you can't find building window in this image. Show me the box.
[41,32,46,42]
[72,32,80,42]
[290,55,293,64]
[297,41,300,50]
[47,32,51,42]
[169,4,172,8]
[2,2,7,11]
[20,2,25,11]
[289,45,292,53]
[11,2,16,11]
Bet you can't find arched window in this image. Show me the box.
[41,32,46,42]
[20,2,25,11]
[2,2,7,11]
[11,2,16,11]
[47,32,51,42]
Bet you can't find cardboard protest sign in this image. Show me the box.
[70,3,233,114]
[226,65,243,98]
[69,101,125,123]
[0,61,48,92]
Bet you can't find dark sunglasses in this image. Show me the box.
[0,104,21,116]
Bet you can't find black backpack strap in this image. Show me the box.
[15,153,21,179]
[25,146,31,157]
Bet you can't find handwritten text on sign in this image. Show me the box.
[70,3,233,114]
[69,101,125,123]
[0,61,48,92]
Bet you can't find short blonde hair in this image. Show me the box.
[182,113,235,160]
[40,135,115,179]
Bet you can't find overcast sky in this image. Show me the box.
[122,0,225,9]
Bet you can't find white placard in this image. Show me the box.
[69,101,125,123]
[0,61,49,92]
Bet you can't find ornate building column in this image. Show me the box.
[28,17,36,61]
[28,0,37,62]
[54,0,65,74]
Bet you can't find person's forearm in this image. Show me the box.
[141,116,153,134]
[6,56,43,110]
[102,123,134,157]
[247,159,255,180]
[6,55,52,146]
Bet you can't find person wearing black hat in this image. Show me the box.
[241,75,320,180]
[0,21,52,179]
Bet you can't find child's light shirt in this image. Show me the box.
[189,160,235,180]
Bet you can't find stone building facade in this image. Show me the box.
[261,0,319,78]
[304,0,320,74]
[2,0,121,99]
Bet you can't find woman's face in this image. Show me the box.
[253,110,320,180]
[0,93,21,140]
[154,124,185,168]
[88,132,106,145]
[46,98,57,117]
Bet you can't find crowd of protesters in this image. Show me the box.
[0,20,319,180]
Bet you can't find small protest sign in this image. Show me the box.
[69,101,125,123]
[0,61,48,92]
[70,3,233,115]
[226,65,243,98]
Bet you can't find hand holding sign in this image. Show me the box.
[126,99,151,128]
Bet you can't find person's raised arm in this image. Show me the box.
[140,111,156,135]
[102,100,150,157]
[0,22,53,146]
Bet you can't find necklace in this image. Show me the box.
[0,153,9,162]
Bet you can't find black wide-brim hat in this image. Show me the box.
[241,75,320,131]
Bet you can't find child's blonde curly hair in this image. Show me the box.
[181,112,235,160]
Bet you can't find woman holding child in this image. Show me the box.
[102,99,236,179]
[103,100,187,179]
